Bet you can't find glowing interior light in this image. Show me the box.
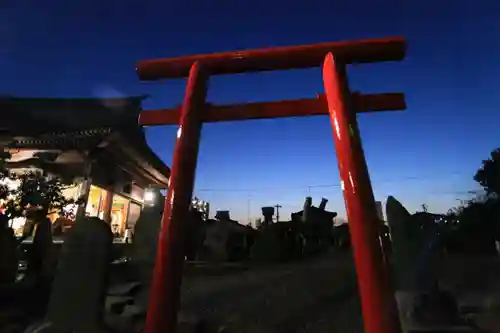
[144,190,155,204]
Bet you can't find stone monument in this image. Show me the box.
[386,196,462,330]
[25,212,54,287]
[130,189,164,309]
[0,214,18,287]
[42,216,113,332]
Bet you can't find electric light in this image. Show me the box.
[144,189,156,204]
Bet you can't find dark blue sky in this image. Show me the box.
[1,0,499,222]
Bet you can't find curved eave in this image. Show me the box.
[119,143,170,188]
[107,131,170,188]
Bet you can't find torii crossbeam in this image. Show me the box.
[136,36,406,333]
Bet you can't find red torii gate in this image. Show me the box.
[136,36,406,333]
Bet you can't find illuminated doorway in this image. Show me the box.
[111,194,129,236]
[85,185,109,219]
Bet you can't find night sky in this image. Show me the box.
[1,0,499,222]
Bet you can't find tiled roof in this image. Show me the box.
[0,95,170,185]
[8,128,113,149]
[0,95,147,133]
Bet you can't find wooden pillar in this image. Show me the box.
[144,61,208,333]
[101,190,113,223]
[75,160,92,221]
[322,53,401,333]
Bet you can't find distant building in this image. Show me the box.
[291,197,338,223]
[203,210,253,262]
[0,95,170,237]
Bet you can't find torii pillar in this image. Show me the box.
[136,36,406,333]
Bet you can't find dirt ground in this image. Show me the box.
[173,253,500,332]
[176,251,363,333]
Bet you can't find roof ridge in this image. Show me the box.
[0,95,149,102]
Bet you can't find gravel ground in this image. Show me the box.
[12,253,500,332]
[176,251,363,333]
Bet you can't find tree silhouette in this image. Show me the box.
[3,171,82,220]
[0,151,11,202]
[442,148,500,254]
[0,152,83,222]
[474,148,500,198]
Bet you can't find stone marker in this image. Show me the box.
[386,196,421,291]
[130,190,164,309]
[25,215,54,286]
[43,216,113,332]
[0,214,18,287]
[386,196,465,331]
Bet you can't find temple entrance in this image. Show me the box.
[136,37,406,333]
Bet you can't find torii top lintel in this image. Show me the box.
[136,36,406,80]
